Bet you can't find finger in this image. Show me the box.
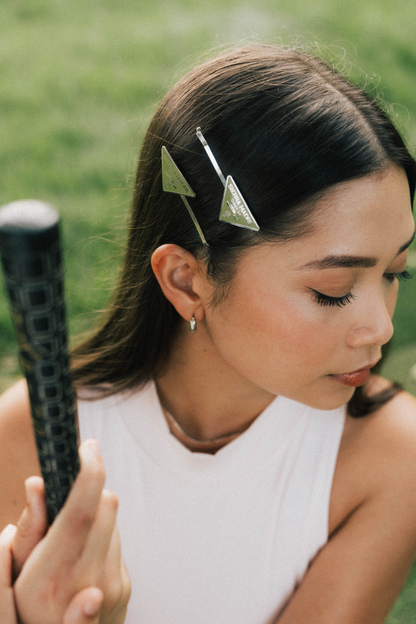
[101,526,125,606]
[103,525,122,578]
[102,525,131,602]
[0,525,17,588]
[12,476,47,580]
[43,439,106,564]
[80,489,118,575]
[63,587,104,624]
[0,524,18,624]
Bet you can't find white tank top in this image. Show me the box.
[77,381,345,624]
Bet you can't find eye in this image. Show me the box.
[309,289,355,308]
[384,269,413,284]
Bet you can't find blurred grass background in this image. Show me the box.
[0,1,416,620]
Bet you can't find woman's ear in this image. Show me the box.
[151,244,206,322]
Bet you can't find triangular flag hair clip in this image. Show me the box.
[196,128,260,232]
[161,147,195,197]
[219,176,260,231]
[161,146,208,246]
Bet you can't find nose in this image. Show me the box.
[346,293,394,349]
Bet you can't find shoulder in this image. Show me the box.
[283,380,416,622]
[0,379,40,529]
[330,375,416,534]
[346,375,416,467]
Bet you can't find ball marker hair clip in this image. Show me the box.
[196,127,260,232]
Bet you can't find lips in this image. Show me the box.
[329,367,371,387]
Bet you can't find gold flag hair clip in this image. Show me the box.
[161,146,209,247]
[196,127,260,232]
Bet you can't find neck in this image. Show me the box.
[161,407,253,454]
[155,322,275,442]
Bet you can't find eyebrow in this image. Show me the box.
[298,230,415,271]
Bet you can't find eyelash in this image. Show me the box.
[311,270,413,308]
[311,290,355,308]
[384,269,413,283]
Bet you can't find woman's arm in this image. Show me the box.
[277,389,416,624]
[0,380,41,530]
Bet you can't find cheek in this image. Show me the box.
[265,302,340,362]
[206,282,350,401]
[238,286,341,362]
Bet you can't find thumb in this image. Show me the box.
[63,587,104,624]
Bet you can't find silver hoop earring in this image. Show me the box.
[190,315,196,333]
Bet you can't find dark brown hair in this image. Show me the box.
[71,44,416,416]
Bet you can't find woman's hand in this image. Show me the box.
[11,439,131,624]
[1,523,105,624]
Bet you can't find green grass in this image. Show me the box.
[386,562,416,623]
[1,1,416,620]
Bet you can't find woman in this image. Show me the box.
[1,43,416,623]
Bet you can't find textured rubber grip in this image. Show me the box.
[0,200,80,523]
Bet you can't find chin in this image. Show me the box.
[283,382,356,412]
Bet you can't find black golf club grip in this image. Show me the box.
[0,200,80,524]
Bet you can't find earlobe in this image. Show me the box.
[151,244,205,322]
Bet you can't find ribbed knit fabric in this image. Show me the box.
[78,381,345,624]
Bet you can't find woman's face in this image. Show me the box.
[200,166,415,410]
